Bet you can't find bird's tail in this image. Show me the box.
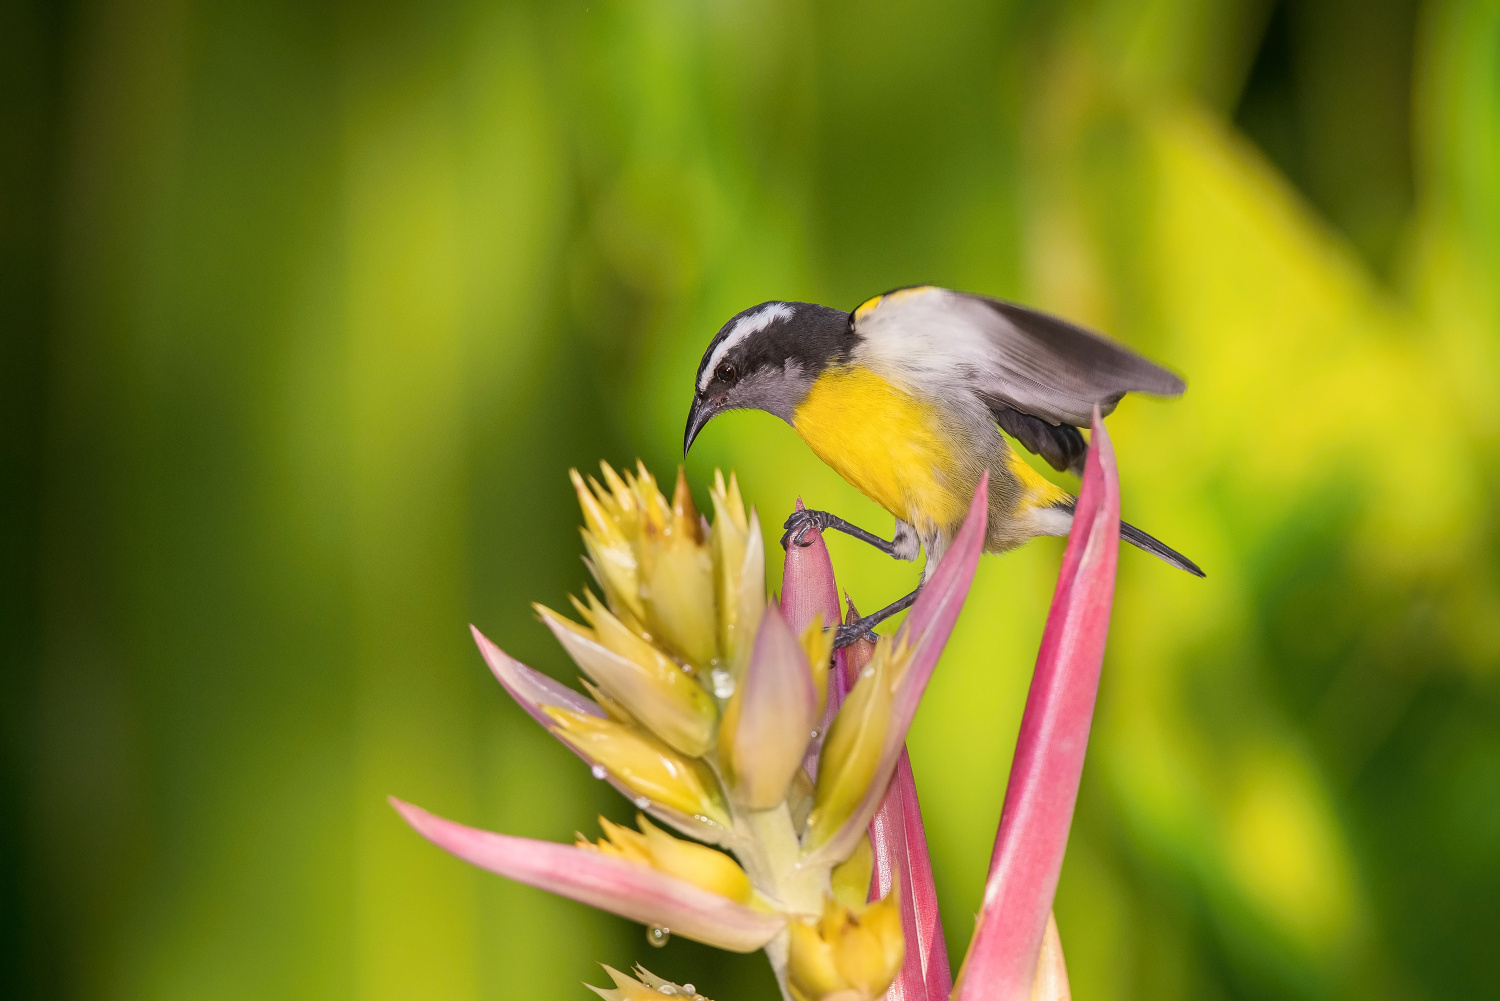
[1039,497,1204,577]
[1119,520,1204,577]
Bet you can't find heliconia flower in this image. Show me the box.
[392,440,1125,1001]
[587,965,710,1001]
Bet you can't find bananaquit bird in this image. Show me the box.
[682,285,1203,644]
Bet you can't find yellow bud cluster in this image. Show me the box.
[786,893,905,1001]
[571,462,737,671]
[552,462,771,828]
[577,814,753,904]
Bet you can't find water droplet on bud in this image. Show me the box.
[591,765,607,779]
[682,986,695,995]
[635,796,651,809]
[647,925,671,948]
[709,668,735,699]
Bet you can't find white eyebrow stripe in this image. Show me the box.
[698,302,793,391]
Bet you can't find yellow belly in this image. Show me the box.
[791,365,967,531]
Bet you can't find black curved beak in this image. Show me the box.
[684,394,718,456]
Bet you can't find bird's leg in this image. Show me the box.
[833,588,920,648]
[781,509,900,556]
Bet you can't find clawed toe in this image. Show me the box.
[780,509,826,549]
[833,620,875,648]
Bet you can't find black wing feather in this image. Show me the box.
[992,404,1088,474]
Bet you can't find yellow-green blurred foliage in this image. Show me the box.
[3,1,1497,999]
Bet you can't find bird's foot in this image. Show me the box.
[829,588,921,649]
[833,617,877,649]
[781,508,833,549]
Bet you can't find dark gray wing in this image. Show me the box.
[965,293,1185,421]
[992,404,1088,473]
[852,287,1186,473]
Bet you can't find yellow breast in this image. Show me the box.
[791,365,967,531]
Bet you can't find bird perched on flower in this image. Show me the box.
[683,285,1201,643]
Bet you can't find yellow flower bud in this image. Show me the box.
[710,469,748,534]
[800,615,835,714]
[543,708,730,827]
[710,495,747,658]
[636,814,753,903]
[598,462,638,527]
[830,835,873,910]
[709,471,764,669]
[577,815,751,904]
[804,640,905,850]
[644,534,718,669]
[718,604,818,809]
[632,461,672,539]
[786,919,845,1001]
[577,678,639,726]
[540,596,717,757]
[670,467,706,545]
[571,468,643,622]
[577,816,651,865]
[828,893,903,994]
[786,894,904,1001]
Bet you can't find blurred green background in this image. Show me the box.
[4,0,1498,998]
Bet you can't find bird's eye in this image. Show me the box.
[715,362,737,383]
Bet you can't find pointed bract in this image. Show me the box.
[953,411,1117,1001]
[537,603,717,757]
[780,499,848,780]
[781,498,842,634]
[471,623,603,728]
[470,626,727,844]
[719,604,819,808]
[869,750,951,1001]
[545,708,731,828]
[391,799,782,953]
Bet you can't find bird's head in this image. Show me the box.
[684,300,853,455]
